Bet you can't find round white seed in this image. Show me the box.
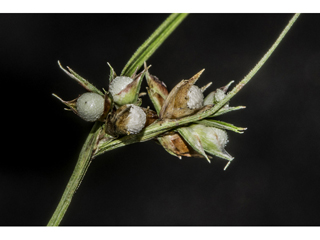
[76,92,104,122]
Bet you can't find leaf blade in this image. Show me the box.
[121,13,188,77]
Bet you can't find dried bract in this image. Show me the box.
[145,64,169,114]
[158,132,206,159]
[159,69,207,119]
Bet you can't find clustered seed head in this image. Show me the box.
[57,61,240,166]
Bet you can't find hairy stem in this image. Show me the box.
[47,122,102,226]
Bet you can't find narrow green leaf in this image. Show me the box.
[211,106,246,117]
[121,13,188,77]
[196,119,247,134]
[58,60,103,96]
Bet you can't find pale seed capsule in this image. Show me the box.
[76,92,105,122]
[108,76,134,105]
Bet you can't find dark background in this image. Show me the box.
[1,13,320,226]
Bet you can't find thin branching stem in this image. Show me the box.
[48,13,300,226]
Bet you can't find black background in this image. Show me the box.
[1,13,320,226]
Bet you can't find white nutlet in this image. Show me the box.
[187,85,204,109]
[109,76,134,105]
[76,92,105,122]
[106,104,147,136]
[125,104,147,134]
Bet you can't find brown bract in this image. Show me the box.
[145,64,169,114]
[158,132,205,159]
[159,69,206,120]
[106,105,131,136]
[143,107,158,127]
[99,94,113,121]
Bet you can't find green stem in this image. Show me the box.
[224,13,300,105]
[47,122,102,226]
